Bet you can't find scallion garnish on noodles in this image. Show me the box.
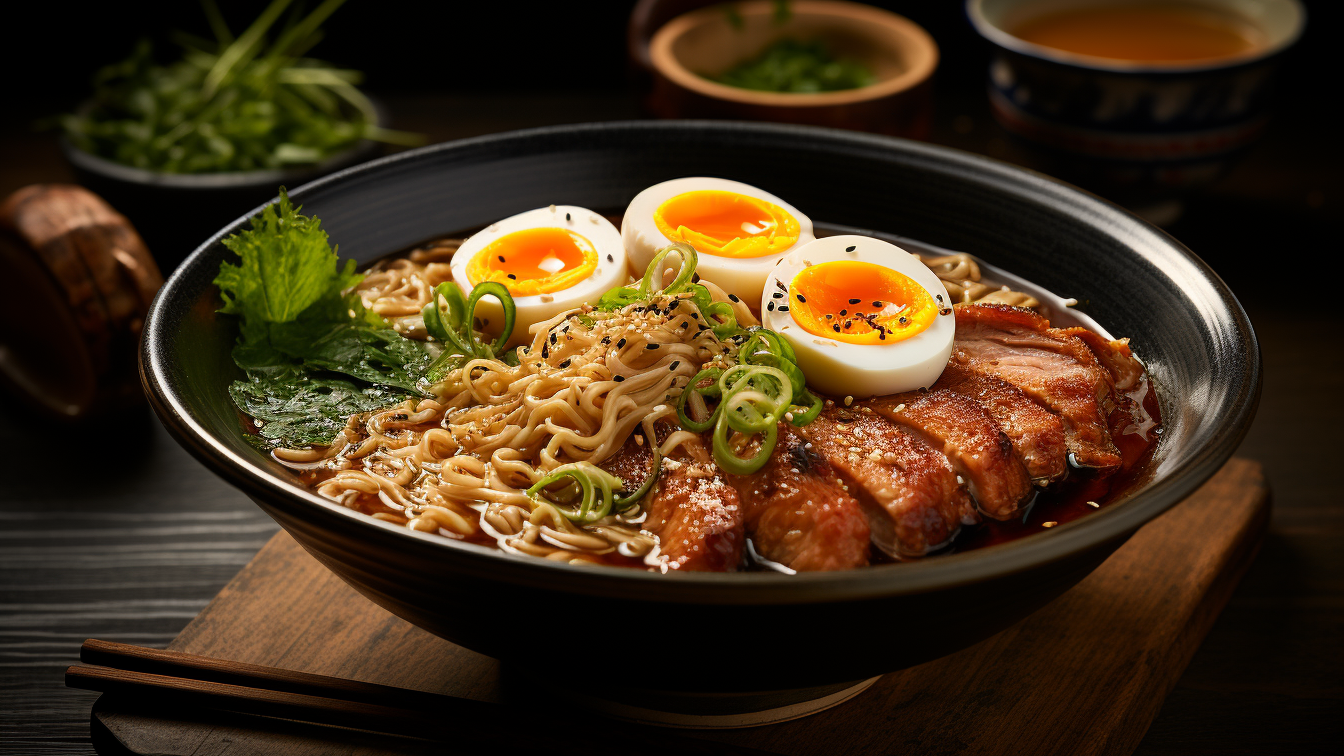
[421,280,518,376]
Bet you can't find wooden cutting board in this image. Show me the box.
[89,458,1269,756]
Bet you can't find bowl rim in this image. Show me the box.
[140,119,1260,605]
[649,0,939,108]
[965,0,1306,74]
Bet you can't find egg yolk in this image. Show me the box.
[466,227,598,296]
[654,190,799,258]
[788,261,938,345]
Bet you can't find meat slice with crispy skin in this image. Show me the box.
[603,433,744,572]
[799,405,975,559]
[933,362,1068,484]
[727,423,871,571]
[867,390,1035,520]
[952,304,1122,473]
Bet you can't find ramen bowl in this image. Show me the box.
[968,0,1305,213]
[141,121,1258,726]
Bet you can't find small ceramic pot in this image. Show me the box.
[647,0,938,137]
[967,0,1304,211]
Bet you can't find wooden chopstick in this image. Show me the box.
[69,639,783,756]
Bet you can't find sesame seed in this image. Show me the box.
[617,338,627,348]
[772,292,783,299]
[507,273,517,280]
[607,253,614,263]
[872,301,881,307]
[778,305,789,312]
[796,293,806,303]
[1087,501,1099,508]
[1042,521,1058,528]
[729,294,740,302]
[614,375,625,382]
[767,302,775,312]
[844,395,853,406]
[558,358,571,368]
[845,245,856,252]
[498,255,506,262]
[844,320,852,328]
[832,324,840,332]
[839,309,847,316]
[879,332,886,340]
[670,360,680,370]
[646,343,659,350]
[825,313,833,320]
[849,298,861,304]
[565,212,571,221]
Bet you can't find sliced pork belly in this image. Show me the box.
[866,390,1034,520]
[952,304,1123,473]
[727,424,871,572]
[799,406,975,560]
[602,434,745,572]
[933,362,1068,484]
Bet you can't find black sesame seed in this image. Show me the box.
[796,293,806,303]
[767,302,775,312]
[498,255,506,262]
[879,332,886,340]
[844,320,853,328]
[692,273,700,283]
[550,333,557,344]
[690,313,700,320]
[565,212,571,221]
[832,324,841,332]
[872,301,882,307]
[601,336,611,344]
[614,375,625,382]
[607,253,614,263]
[558,358,571,368]
[778,305,789,312]
[507,273,517,280]
[670,360,680,370]
[541,345,549,358]
[728,294,740,302]
[899,316,908,324]
[772,292,783,299]
[849,298,861,305]
[839,309,847,316]
[617,338,627,348]
[825,313,833,320]
[646,343,659,350]
[845,245,856,252]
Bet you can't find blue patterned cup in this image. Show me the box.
[967,0,1304,211]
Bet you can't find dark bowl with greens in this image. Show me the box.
[140,121,1259,722]
[59,0,414,271]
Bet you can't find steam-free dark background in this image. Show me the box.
[1,2,1340,754]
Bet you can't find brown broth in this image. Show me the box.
[1011,3,1263,63]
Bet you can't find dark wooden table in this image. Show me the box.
[1,90,1339,755]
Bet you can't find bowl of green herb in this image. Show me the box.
[646,0,937,136]
[59,0,419,271]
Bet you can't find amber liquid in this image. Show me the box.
[1011,3,1263,63]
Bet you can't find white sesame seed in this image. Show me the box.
[1043,521,1058,527]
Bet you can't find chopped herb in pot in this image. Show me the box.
[712,38,877,94]
[61,0,421,174]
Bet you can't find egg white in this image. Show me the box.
[761,235,955,398]
[450,206,626,348]
[621,177,814,306]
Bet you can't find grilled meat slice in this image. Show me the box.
[602,433,745,572]
[728,424,871,572]
[933,362,1068,484]
[867,390,1035,520]
[952,304,1123,473]
[800,405,976,559]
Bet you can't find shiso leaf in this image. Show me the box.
[230,368,394,447]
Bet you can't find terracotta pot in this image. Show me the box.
[647,0,938,137]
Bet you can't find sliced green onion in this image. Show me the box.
[526,462,623,524]
[420,280,517,368]
[713,417,778,475]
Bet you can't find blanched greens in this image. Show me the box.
[216,189,437,447]
[62,0,420,174]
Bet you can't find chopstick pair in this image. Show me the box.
[67,639,780,755]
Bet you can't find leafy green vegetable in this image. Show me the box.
[216,189,442,446]
[61,0,421,174]
[214,189,434,394]
[230,368,399,447]
[713,38,877,94]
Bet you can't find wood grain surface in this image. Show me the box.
[85,459,1267,756]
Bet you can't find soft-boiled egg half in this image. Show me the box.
[450,206,626,346]
[761,235,955,398]
[622,178,814,305]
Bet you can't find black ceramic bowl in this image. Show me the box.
[140,121,1258,723]
[62,129,380,274]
